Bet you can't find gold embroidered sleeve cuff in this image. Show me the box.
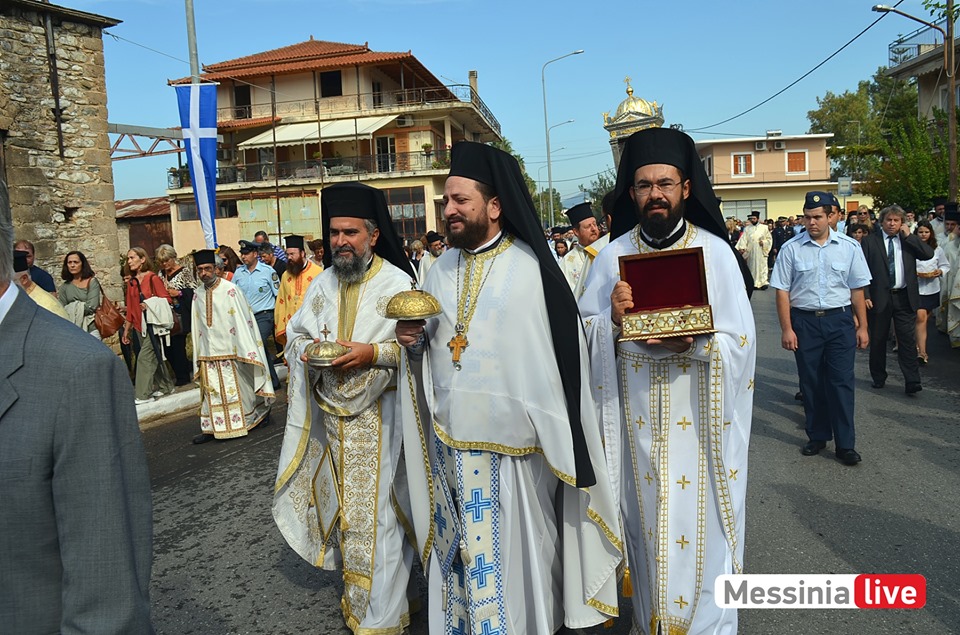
[373,341,401,368]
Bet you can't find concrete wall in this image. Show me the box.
[0,3,122,298]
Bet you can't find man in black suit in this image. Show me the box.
[861,205,935,394]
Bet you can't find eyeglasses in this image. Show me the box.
[633,179,682,197]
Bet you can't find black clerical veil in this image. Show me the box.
[448,141,596,488]
[320,182,416,280]
[610,127,754,296]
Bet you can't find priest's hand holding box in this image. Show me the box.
[616,247,717,341]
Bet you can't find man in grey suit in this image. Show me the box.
[0,180,154,634]
[861,204,935,394]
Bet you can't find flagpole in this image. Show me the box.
[184,0,200,84]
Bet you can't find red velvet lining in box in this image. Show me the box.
[619,248,708,312]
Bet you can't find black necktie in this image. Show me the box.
[887,236,896,288]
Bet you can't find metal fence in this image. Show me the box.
[888,20,948,67]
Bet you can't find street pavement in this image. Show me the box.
[144,290,960,634]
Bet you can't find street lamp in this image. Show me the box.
[545,120,574,225]
[542,49,584,227]
[873,3,956,199]
[537,147,566,226]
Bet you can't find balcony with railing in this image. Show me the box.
[167,149,451,189]
[221,84,501,137]
[710,168,833,186]
[888,19,948,67]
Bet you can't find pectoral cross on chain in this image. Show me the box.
[448,324,468,371]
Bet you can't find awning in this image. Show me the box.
[237,115,398,150]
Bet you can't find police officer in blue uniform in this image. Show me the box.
[234,239,281,389]
[770,192,872,465]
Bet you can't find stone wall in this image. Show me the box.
[0,2,123,298]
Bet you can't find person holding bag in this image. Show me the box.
[156,244,195,386]
[58,251,103,338]
[122,247,174,404]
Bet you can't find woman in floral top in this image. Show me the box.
[156,244,196,386]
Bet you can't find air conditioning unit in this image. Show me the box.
[755,141,767,151]
[396,115,415,127]
[216,148,234,162]
[773,140,787,150]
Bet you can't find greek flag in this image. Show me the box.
[175,83,219,248]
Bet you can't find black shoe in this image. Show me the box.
[871,380,885,389]
[759,285,769,290]
[192,433,215,445]
[259,413,272,428]
[836,448,862,465]
[905,383,923,395]
[794,391,803,400]
[801,441,827,456]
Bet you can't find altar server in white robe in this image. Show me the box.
[395,141,622,635]
[579,127,756,635]
[735,210,771,289]
[272,183,419,635]
[191,249,274,444]
[560,201,610,298]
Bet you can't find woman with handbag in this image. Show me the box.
[156,244,195,386]
[122,247,174,404]
[57,251,103,338]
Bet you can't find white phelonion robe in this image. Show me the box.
[735,222,771,288]
[579,222,756,635]
[191,278,274,438]
[272,256,417,635]
[398,235,623,635]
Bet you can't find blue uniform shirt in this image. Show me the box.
[233,261,280,313]
[770,228,872,310]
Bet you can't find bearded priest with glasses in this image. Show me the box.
[579,127,756,635]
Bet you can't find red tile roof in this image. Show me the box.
[217,116,279,131]
[115,197,171,220]
[169,39,442,86]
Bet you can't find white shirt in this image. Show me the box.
[0,282,18,327]
[885,233,906,290]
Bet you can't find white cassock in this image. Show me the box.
[938,235,960,333]
[580,222,756,635]
[398,234,622,634]
[191,278,274,438]
[418,250,439,285]
[561,234,611,298]
[735,222,771,287]
[272,256,417,635]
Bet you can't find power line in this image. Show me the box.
[685,0,906,132]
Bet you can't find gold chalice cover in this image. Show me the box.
[304,324,349,367]
[385,282,442,320]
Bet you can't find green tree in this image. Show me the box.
[807,67,917,179]
[860,115,949,210]
[579,168,617,219]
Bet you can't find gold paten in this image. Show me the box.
[384,282,442,320]
[620,305,716,341]
[305,324,350,367]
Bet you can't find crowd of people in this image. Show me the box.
[4,126,960,635]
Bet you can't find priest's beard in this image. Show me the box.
[286,256,305,276]
[199,271,218,289]
[636,195,685,240]
[332,241,373,284]
[445,208,490,250]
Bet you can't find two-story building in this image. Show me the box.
[884,19,958,121]
[696,132,870,219]
[168,38,502,252]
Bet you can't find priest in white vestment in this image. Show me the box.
[395,142,622,635]
[272,183,419,635]
[190,249,274,444]
[940,206,960,345]
[580,128,756,635]
[735,211,771,289]
[417,229,445,284]
[560,201,610,298]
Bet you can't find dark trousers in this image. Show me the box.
[868,291,921,386]
[792,307,857,449]
[166,332,192,385]
[255,310,280,388]
[120,329,141,379]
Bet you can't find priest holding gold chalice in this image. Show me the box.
[579,127,757,635]
[271,182,420,635]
